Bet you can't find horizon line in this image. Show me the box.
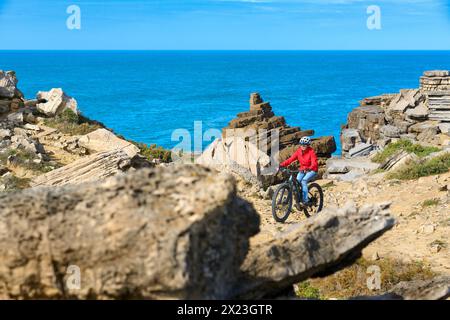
[1,49,450,52]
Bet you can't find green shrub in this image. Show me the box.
[372,140,440,163]
[138,143,172,163]
[43,110,102,136]
[387,153,450,180]
[422,198,440,207]
[60,108,79,124]
[295,281,322,300]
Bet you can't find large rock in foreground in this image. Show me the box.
[0,165,260,299]
[0,164,399,299]
[235,202,395,299]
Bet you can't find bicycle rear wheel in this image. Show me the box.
[303,183,324,218]
[272,184,293,223]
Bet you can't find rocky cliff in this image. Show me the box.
[341,70,450,158]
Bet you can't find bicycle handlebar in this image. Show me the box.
[279,167,299,175]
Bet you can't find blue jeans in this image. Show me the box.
[297,171,317,203]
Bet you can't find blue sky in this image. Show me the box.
[0,0,449,49]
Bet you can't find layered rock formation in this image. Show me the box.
[0,165,397,299]
[30,150,133,187]
[197,93,336,179]
[341,71,450,157]
[420,70,450,91]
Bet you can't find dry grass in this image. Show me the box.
[0,174,31,191]
[295,257,436,300]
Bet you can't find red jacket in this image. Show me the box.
[280,147,318,172]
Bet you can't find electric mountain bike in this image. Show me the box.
[271,167,324,223]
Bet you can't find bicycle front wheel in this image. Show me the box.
[272,184,293,223]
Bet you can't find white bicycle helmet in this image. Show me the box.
[299,136,311,145]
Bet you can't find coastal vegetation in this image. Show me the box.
[387,153,450,180]
[136,143,172,163]
[372,139,440,163]
[43,109,103,136]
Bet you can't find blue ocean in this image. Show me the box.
[2,51,450,154]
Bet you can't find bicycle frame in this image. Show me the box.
[286,171,303,206]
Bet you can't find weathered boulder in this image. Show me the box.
[379,150,419,171]
[311,136,337,156]
[347,105,386,142]
[408,121,440,134]
[30,150,132,187]
[0,71,18,99]
[0,165,261,299]
[235,202,395,299]
[196,136,271,177]
[386,89,428,125]
[386,276,450,300]
[417,128,440,144]
[78,128,140,158]
[348,142,374,158]
[6,112,23,124]
[326,158,379,175]
[405,102,429,120]
[380,125,401,138]
[36,88,79,116]
[355,276,450,300]
[439,122,450,135]
[408,121,440,144]
[341,129,362,153]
